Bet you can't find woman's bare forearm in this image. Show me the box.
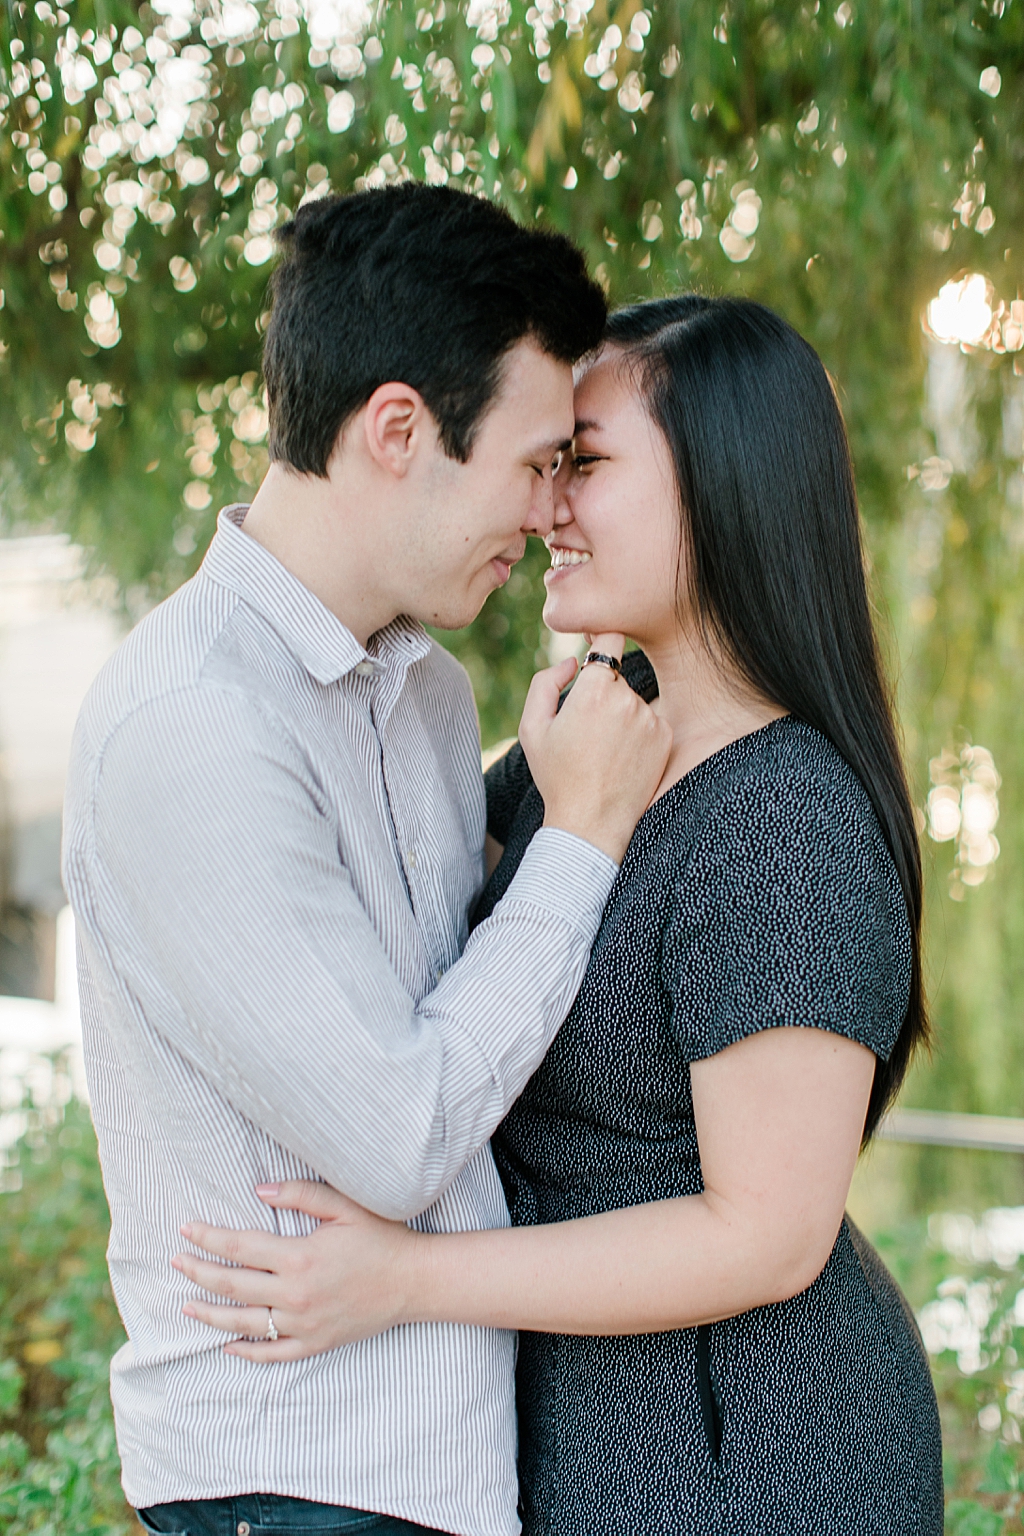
[400,1030,874,1337]
[405,1191,828,1336]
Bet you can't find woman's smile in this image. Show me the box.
[544,545,593,583]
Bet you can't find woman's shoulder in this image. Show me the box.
[484,739,535,847]
[660,717,906,953]
[664,716,892,878]
[657,718,911,1062]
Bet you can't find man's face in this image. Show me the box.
[398,338,576,630]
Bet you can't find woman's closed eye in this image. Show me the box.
[570,453,604,471]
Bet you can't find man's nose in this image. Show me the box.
[550,460,574,528]
[523,472,557,537]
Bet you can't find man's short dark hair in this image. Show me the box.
[262,183,607,474]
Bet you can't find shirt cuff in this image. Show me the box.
[499,826,619,937]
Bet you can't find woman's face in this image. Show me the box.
[543,347,684,647]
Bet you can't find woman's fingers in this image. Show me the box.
[183,1299,279,1336]
[174,1185,415,1358]
[177,1181,364,1298]
[179,1219,287,1269]
[584,631,626,663]
[255,1178,361,1221]
[223,1336,317,1362]
[181,1299,316,1361]
[172,1249,285,1305]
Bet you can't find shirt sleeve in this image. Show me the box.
[83,686,618,1221]
[660,766,911,1065]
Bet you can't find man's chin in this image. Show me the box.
[429,570,515,631]
[417,596,485,632]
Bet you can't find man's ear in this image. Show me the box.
[362,382,433,478]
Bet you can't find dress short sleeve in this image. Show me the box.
[484,741,535,845]
[660,745,912,1065]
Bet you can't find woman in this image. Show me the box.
[174,296,943,1534]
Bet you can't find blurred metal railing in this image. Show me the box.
[879,1108,1024,1154]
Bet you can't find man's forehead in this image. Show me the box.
[498,336,574,396]
[528,430,574,456]
[482,339,574,444]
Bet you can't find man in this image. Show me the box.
[63,184,669,1536]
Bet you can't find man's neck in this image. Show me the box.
[241,462,399,647]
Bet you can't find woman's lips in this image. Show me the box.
[544,557,592,586]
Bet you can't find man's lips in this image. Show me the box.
[491,549,524,585]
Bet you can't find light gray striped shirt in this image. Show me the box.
[62,504,618,1535]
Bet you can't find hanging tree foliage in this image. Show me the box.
[0,0,1019,593]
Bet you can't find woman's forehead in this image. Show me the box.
[573,351,637,428]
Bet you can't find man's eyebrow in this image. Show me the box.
[530,435,573,457]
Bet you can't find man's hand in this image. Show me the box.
[519,633,672,865]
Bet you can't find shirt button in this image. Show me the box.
[237,1524,251,1535]
[407,850,417,870]
[354,659,375,677]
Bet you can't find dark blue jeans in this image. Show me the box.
[137,1494,453,1536]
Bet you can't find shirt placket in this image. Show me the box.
[360,657,418,907]
[371,660,452,988]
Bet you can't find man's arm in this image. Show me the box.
[83,661,667,1221]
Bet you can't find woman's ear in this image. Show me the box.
[362,382,432,479]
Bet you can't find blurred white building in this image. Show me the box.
[0,533,121,1132]
[0,533,124,920]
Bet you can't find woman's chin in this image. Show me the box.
[543,601,616,638]
[543,594,591,633]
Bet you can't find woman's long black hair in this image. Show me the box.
[605,295,927,1139]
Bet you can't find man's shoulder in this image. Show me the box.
[76,569,243,749]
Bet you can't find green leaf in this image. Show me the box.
[0,1360,23,1419]
[0,1431,28,1475]
[945,1499,1006,1536]
[979,1440,1022,1496]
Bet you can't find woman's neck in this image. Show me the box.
[641,630,788,801]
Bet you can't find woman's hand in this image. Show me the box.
[519,631,672,865]
[172,1180,418,1360]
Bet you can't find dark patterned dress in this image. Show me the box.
[474,651,942,1536]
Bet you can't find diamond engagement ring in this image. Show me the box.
[580,651,622,679]
[266,1307,279,1341]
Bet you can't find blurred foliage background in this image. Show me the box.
[0,1092,130,1536]
[3,0,1022,1139]
[3,0,1024,1523]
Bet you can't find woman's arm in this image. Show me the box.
[174,1026,874,1357]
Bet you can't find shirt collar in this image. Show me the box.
[202,505,431,686]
